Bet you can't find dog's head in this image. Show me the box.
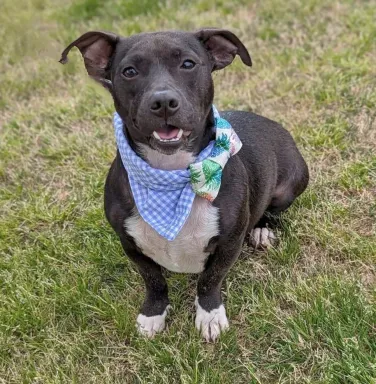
[60,29,251,155]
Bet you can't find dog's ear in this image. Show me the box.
[195,28,252,71]
[59,31,119,88]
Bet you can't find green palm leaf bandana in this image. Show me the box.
[189,106,242,202]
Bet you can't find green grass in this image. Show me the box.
[1,0,376,382]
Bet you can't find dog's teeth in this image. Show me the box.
[153,131,161,140]
[153,130,183,142]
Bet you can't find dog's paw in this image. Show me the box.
[136,305,170,338]
[250,227,276,249]
[195,297,229,342]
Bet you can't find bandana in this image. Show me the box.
[114,106,242,241]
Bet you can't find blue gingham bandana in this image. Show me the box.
[113,106,242,241]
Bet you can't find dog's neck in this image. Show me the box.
[137,145,196,170]
[124,108,215,170]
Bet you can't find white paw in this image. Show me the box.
[136,305,170,338]
[250,227,276,249]
[195,297,229,342]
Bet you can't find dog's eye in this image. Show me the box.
[181,60,196,70]
[123,67,138,78]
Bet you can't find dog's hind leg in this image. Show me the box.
[249,186,293,249]
[250,162,309,249]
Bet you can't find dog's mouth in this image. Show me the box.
[152,125,191,144]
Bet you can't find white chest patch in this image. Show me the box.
[124,197,219,273]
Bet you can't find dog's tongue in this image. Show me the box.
[156,128,179,139]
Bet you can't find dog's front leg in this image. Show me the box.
[195,237,245,342]
[119,236,170,338]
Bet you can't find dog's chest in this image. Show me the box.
[124,197,219,273]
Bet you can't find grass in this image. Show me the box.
[1,0,375,382]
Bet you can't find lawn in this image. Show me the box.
[1,0,375,382]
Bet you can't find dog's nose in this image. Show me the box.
[150,90,180,118]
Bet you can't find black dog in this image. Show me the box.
[60,28,308,341]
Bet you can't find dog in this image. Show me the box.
[60,28,309,342]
